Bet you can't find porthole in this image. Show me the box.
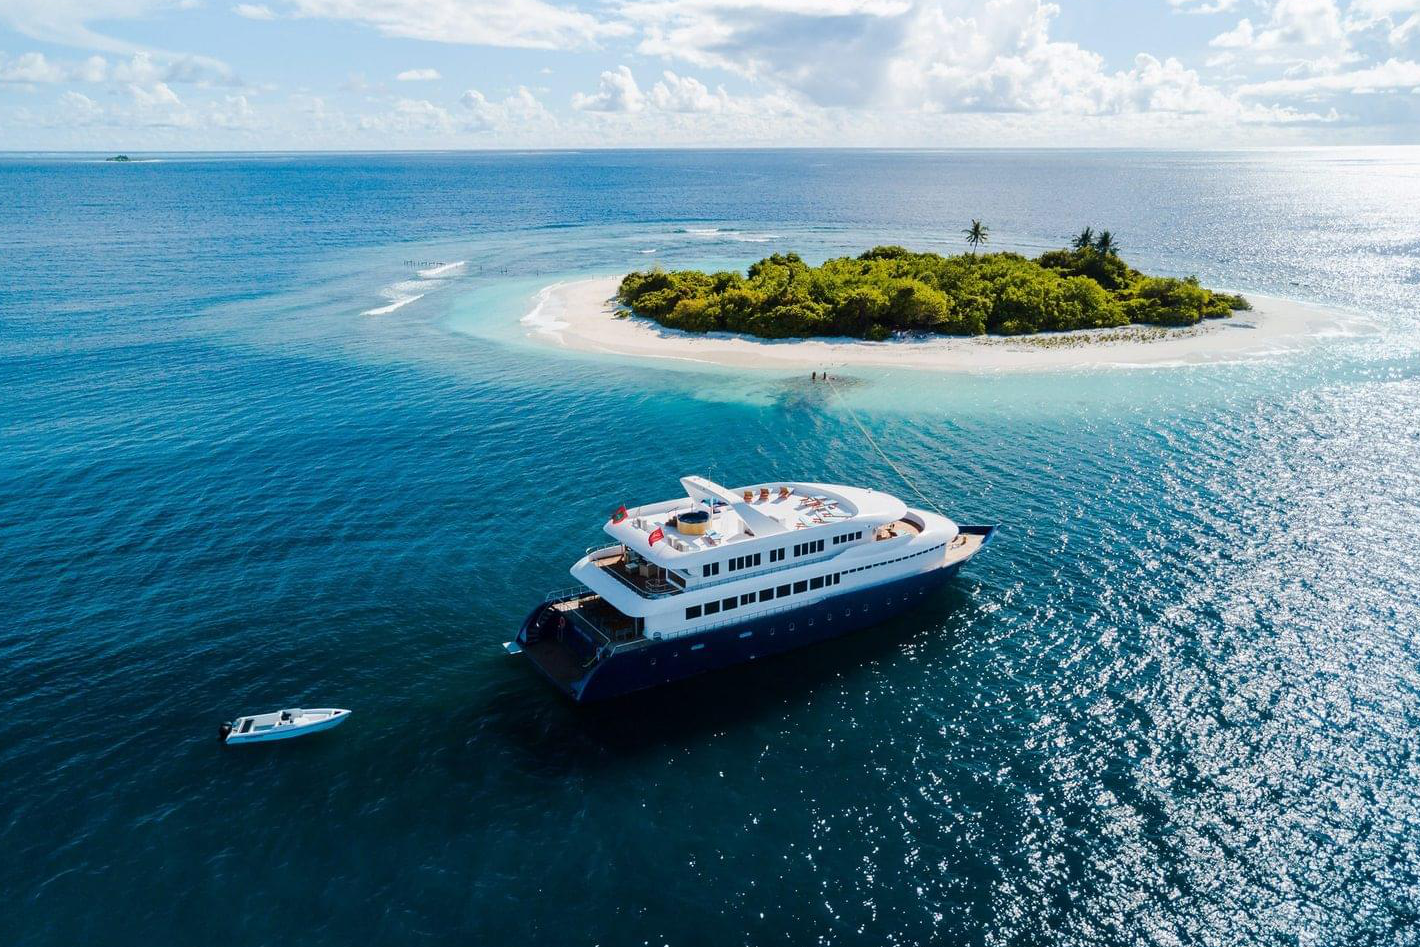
[844,609,851,618]
[789,623,795,631]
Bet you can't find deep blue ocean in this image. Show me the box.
[3,149,1419,946]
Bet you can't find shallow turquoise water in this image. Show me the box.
[2,150,1419,945]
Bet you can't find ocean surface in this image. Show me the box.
[3,149,1419,946]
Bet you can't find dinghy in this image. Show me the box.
[220,708,350,744]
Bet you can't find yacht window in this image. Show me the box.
[810,576,824,590]
[705,600,720,615]
[770,548,784,563]
[752,553,762,566]
[759,588,774,602]
[722,597,738,611]
[685,605,702,619]
[777,584,791,597]
[741,593,755,606]
[793,580,808,594]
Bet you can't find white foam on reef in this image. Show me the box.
[520,282,570,334]
[362,293,426,316]
[418,260,466,278]
[363,260,468,316]
[639,248,658,254]
[679,227,779,243]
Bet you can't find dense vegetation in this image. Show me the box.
[616,240,1251,340]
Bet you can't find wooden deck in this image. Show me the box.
[592,551,677,596]
[553,593,640,643]
[875,518,923,541]
[943,529,985,566]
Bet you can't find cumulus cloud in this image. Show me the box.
[460,85,553,131]
[650,70,729,112]
[571,64,645,111]
[1209,0,1350,58]
[395,67,440,81]
[0,51,106,82]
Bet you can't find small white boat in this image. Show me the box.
[220,708,350,744]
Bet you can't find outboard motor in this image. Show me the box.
[218,722,233,742]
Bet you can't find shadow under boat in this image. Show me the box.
[476,581,984,766]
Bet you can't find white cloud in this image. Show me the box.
[650,70,729,111]
[1346,0,1420,45]
[212,92,256,127]
[1168,0,1238,13]
[571,64,645,111]
[277,0,628,50]
[395,67,441,81]
[358,97,455,133]
[1210,17,1255,47]
[1239,56,1420,93]
[460,85,553,131]
[1209,0,1349,57]
[0,51,108,83]
[232,3,276,18]
[58,89,102,122]
[0,0,225,54]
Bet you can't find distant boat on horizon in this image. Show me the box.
[508,475,996,702]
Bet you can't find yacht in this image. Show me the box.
[507,476,995,702]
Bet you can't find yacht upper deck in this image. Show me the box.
[602,476,910,568]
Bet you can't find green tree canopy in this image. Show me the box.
[617,243,1249,340]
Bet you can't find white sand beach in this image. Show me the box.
[522,276,1365,372]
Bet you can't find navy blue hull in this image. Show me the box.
[517,525,996,703]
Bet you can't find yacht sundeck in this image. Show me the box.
[508,476,996,702]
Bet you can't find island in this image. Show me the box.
[515,229,1358,372]
[106,155,131,162]
[616,238,1251,341]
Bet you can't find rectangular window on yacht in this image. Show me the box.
[722,597,737,611]
[770,548,784,563]
[752,553,761,566]
[793,580,807,594]
[814,539,824,553]
[777,584,790,597]
[741,593,755,606]
[704,600,720,615]
[810,576,824,590]
[759,588,774,602]
[685,605,702,619]
[702,562,719,577]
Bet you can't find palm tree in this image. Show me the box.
[1071,226,1095,250]
[963,219,989,256]
[1094,230,1119,256]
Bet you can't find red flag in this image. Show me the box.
[611,505,629,524]
[647,526,664,546]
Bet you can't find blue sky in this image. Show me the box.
[1,0,1417,148]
